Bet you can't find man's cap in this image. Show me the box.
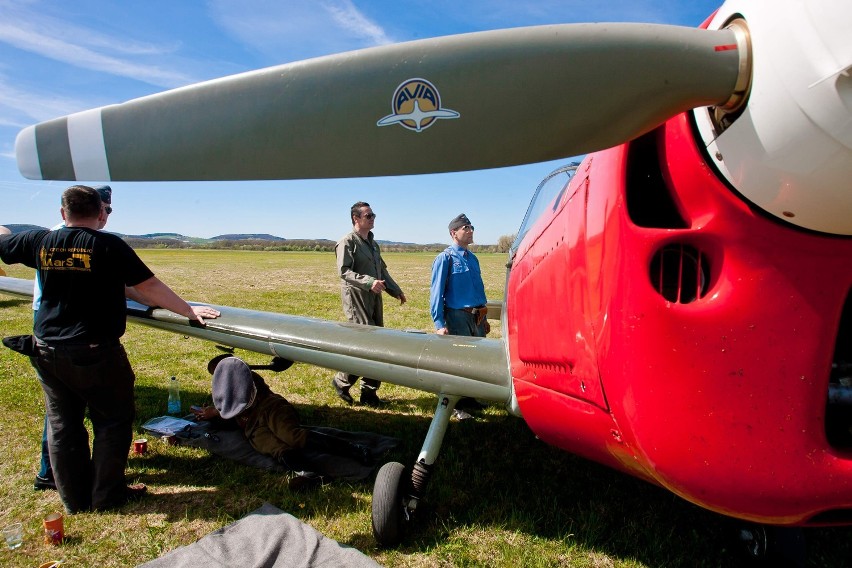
[448,213,472,231]
[207,353,233,375]
[212,357,257,419]
[93,185,112,204]
[207,352,294,374]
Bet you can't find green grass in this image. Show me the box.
[1,250,849,567]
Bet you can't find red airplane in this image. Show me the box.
[2,0,851,562]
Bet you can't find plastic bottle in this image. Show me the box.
[167,376,181,415]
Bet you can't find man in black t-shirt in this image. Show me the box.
[0,185,220,513]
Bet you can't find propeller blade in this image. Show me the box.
[16,23,742,182]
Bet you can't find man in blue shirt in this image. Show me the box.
[430,213,489,337]
[430,214,490,419]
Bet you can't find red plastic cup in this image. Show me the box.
[133,438,148,454]
[43,512,64,545]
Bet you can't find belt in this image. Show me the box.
[460,306,487,315]
[35,338,120,350]
[457,306,487,325]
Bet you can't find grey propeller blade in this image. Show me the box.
[16,23,742,182]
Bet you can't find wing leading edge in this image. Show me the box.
[0,276,511,402]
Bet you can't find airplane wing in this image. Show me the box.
[0,276,31,296]
[0,276,511,402]
[486,300,502,321]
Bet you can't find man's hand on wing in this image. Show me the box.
[190,305,221,325]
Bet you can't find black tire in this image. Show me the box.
[738,524,806,567]
[738,524,769,561]
[372,461,407,547]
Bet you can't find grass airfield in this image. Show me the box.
[0,249,849,567]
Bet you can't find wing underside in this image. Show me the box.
[0,276,511,402]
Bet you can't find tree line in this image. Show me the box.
[124,235,517,253]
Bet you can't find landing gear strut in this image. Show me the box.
[371,394,459,546]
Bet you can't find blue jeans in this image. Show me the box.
[444,308,487,338]
[33,311,54,481]
[39,415,52,479]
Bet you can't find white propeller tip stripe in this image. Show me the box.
[15,126,41,180]
[68,108,110,181]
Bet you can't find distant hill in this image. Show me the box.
[3,224,47,233]
[212,233,285,241]
[119,232,290,243]
[136,232,199,242]
[118,232,210,245]
[2,227,497,252]
[138,232,189,240]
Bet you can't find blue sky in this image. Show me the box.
[0,0,720,244]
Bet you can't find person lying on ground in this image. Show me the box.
[192,356,395,488]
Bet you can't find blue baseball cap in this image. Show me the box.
[93,185,112,204]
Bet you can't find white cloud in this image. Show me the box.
[207,0,392,62]
[0,75,85,124]
[0,3,194,88]
[321,0,393,45]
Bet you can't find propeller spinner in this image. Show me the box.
[694,0,852,236]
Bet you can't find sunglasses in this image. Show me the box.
[458,224,474,231]
[104,206,113,214]
[361,213,376,220]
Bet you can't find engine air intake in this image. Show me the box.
[650,244,709,304]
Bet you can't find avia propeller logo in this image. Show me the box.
[377,78,460,132]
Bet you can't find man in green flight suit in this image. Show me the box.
[331,201,406,407]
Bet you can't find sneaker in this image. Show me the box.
[94,483,147,511]
[288,473,323,492]
[331,379,353,405]
[34,474,57,491]
[125,482,147,501]
[359,389,384,408]
[452,409,473,421]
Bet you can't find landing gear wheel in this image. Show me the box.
[737,524,806,567]
[738,525,769,560]
[372,461,407,547]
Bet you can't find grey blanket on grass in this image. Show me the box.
[137,502,381,568]
[145,418,399,481]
